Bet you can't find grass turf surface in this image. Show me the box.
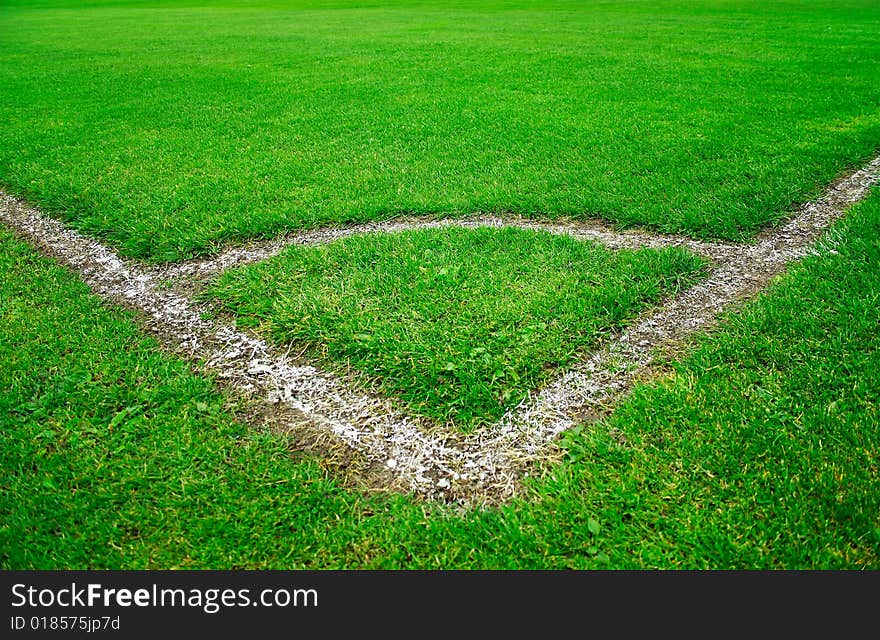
[3,189,878,569]
[1,0,880,259]
[209,226,705,428]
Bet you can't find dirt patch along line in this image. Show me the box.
[1,155,878,505]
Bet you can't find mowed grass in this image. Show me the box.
[209,227,705,428]
[2,0,880,259]
[3,189,878,569]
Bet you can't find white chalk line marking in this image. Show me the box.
[157,215,738,280]
[2,155,878,504]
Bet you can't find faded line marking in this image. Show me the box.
[2,155,878,505]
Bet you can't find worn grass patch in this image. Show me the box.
[209,226,705,429]
[1,0,879,259]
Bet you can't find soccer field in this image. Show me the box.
[1,0,879,570]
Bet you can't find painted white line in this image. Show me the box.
[157,215,738,280]
[493,156,880,452]
[2,155,877,504]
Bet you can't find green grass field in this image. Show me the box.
[1,0,879,570]
[2,190,878,569]
[1,1,879,259]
